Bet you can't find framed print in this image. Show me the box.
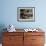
[17,7,35,22]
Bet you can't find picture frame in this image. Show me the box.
[17,7,35,22]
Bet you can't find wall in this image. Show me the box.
[0,0,46,29]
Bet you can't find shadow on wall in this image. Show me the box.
[0,24,7,43]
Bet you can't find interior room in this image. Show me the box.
[0,0,46,46]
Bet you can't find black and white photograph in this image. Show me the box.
[17,7,35,22]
